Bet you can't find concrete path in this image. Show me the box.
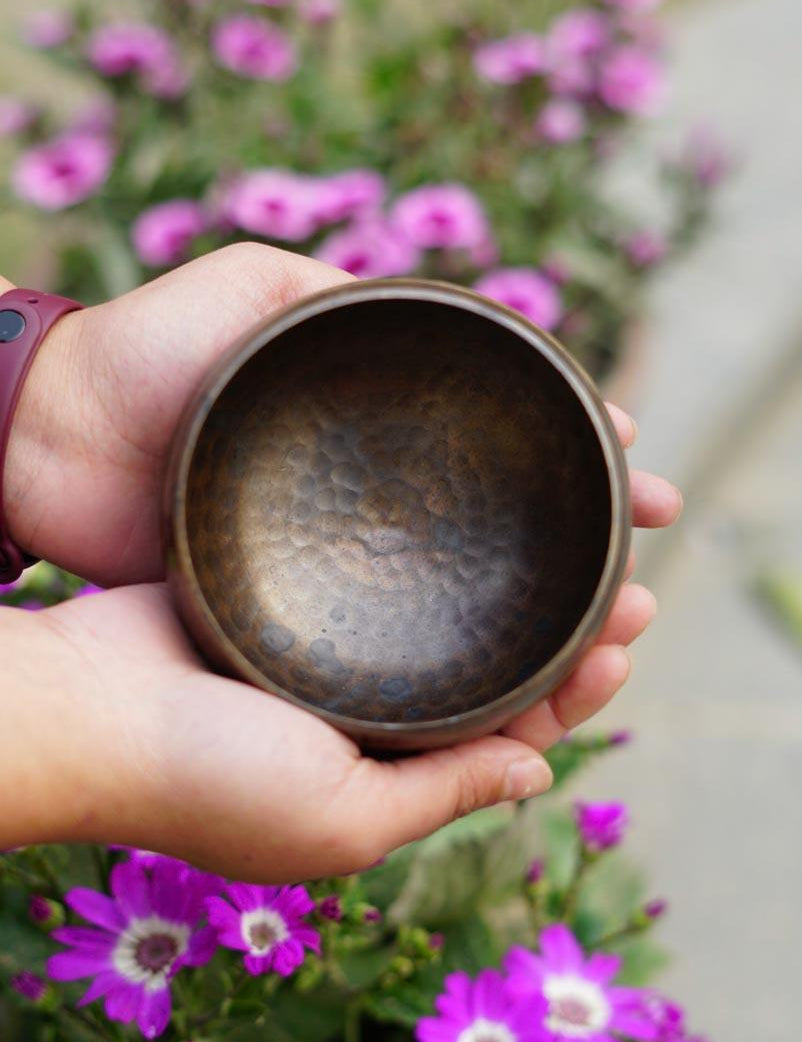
[581,0,802,1038]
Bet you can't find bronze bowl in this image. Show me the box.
[165,279,630,750]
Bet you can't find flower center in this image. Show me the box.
[135,933,179,973]
[240,908,289,955]
[544,975,610,1039]
[112,916,190,991]
[456,1018,516,1042]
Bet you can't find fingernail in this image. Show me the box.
[629,416,639,444]
[611,645,632,684]
[503,757,553,801]
[672,487,684,521]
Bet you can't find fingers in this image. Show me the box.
[605,402,638,449]
[501,644,631,752]
[630,469,683,528]
[333,736,553,861]
[595,582,656,645]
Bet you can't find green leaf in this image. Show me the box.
[607,935,670,987]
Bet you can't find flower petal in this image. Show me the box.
[538,924,584,971]
[104,979,144,1025]
[110,861,151,920]
[206,896,248,950]
[226,882,262,912]
[138,986,172,1039]
[66,888,126,932]
[51,926,117,951]
[47,949,112,981]
[78,970,119,1008]
[585,951,622,984]
[183,925,219,967]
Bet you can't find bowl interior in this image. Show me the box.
[184,297,612,725]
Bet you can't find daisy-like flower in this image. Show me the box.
[505,924,656,1042]
[12,133,113,211]
[132,199,206,267]
[211,15,296,82]
[47,860,219,1039]
[224,168,320,241]
[207,883,320,976]
[416,968,549,1042]
[473,33,547,85]
[315,218,421,278]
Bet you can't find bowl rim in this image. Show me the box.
[166,277,631,746]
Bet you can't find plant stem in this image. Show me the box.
[561,847,592,922]
[344,998,362,1042]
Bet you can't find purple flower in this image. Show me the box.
[318,894,343,921]
[315,219,421,278]
[299,0,341,23]
[22,10,73,49]
[29,894,63,928]
[535,99,586,143]
[47,860,219,1039]
[391,183,490,252]
[211,16,296,82]
[608,728,633,746]
[473,33,546,85]
[680,126,733,189]
[474,268,563,331]
[526,859,545,884]
[575,800,629,851]
[638,992,688,1039]
[624,229,668,267]
[206,883,320,976]
[21,599,45,611]
[0,96,38,137]
[644,898,668,921]
[225,169,320,241]
[87,23,186,99]
[311,168,386,224]
[363,906,382,923]
[11,971,48,1003]
[598,45,665,114]
[548,9,610,60]
[12,133,113,211]
[75,582,104,597]
[505,925,656,1042]
[428,932,445,951]
[417,969,549,1042]
[132,199,206,267]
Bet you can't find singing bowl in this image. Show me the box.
[165,279,630,750]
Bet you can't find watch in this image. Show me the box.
[0,288,84,583]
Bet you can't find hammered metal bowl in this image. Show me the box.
[165,279,630,750]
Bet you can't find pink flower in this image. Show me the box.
[298,0,341,23]
[0,96,37,137]
[22,10,73,49]
[390,183,490,251]
[47,860,219,1039]
[132,199,206,267]
[211,15,296,81]
[206,883,320,976]
[506,925,656,1042]
[474,33,546,85]
[315,219,421,278]
[311,168,386,224]
[12,133,113,211]
[598,45,665,114]
[474,268,563,331]
[70,96,117,135]
[624,229,668,267]
[87,23,186,99]
[535,98,586,143]
[548,9,610,60]
[548,58,595,97]
[245,0,291,5]
[575,800,630,850]
[225,169,320,241]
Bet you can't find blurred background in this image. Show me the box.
[1,1,800,1039]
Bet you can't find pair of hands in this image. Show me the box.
[1,244,682,882]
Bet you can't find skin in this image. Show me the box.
[0,244,682,882]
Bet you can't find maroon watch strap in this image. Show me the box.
[0,288,84,583]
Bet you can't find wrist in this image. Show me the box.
[2,302,86,564]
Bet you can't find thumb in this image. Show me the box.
[330,736,553,869]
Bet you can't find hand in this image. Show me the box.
[4,243,681,587]
[1,243,682,879]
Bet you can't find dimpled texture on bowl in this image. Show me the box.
[183,298,612,725]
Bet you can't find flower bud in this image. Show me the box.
[28,894,65,931]
[317,894,343,922]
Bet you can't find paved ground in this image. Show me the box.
[580,0,802,1037]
